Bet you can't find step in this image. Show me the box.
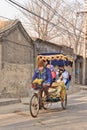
[0,98,21,106]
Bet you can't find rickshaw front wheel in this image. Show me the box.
[30,93,39,118]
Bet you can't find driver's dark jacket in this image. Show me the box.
[32,67,52,84]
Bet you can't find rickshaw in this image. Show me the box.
[30,52,73,117]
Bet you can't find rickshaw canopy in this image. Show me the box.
[37,52,73,67]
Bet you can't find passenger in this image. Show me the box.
[51,70,66,101]
[57,73,63,82]
[56,73,66,100]
[66,74,71,90]
[46,61,56,82]
[56,66,69,89]
[32,59,52,99]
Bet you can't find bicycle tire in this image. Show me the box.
[30,93,39,117]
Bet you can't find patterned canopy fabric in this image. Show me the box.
[37,53,73,67]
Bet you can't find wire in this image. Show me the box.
[38,0,85,34]
[6,0,84,39]
[27,0,85,39]
[33,0,84,39]
[0,16,13,20]
[5,0,25,16]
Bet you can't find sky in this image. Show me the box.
[0,0,84,39]
[0,0,84,21]
[0,0,29,20]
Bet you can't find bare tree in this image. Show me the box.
[20,0,84,54]
[21,0,65,40]
[56,1,84,54]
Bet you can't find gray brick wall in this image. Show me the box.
[0,63,34,98]
[2,28,33,64]
[0,25,34,97]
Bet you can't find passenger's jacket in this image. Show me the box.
[32,67,52,84]
[56,69,69,85]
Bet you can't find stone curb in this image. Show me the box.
[0,98,21,106]
[79,85,87,90]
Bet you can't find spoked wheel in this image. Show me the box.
[43,100,52,110]
[61,94,67,109]
[30,93,39,117]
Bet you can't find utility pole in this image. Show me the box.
[77,0,87,84]
[82,0,87,85]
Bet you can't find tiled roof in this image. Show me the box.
[0,20,12,29]
[0,20,18,33]
[0,19,32,43]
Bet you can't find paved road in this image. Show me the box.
[0,90,87,130]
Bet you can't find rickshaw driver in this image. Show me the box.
[32,59,53,100]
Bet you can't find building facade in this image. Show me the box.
[0,20,76,98]
[0,20,33,97]
[33,38,74,67]
[75,55,87,85]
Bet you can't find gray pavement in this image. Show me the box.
[0,89,87,130]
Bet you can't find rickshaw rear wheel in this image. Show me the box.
[43,100,52,110]
[30,93,39,118]
[61,94,67,109]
